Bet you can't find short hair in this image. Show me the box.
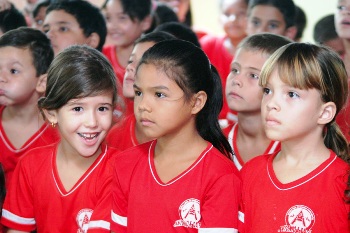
[294,5,307,41]
[135,31,175,45]
[237,33,293,56]
[153,22,201,47]
[102,0,152,22]
[0,27,53,76]
[313,14,338,44]
[38,45,117,111]
[32,0,51,18]
[0,4,27,33]
[248,0,296,28]
[46,1,107,51]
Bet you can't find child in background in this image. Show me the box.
[0,27,59,187]
[105,31,174,151]
[200,0,248,127]
[43,0,107,56]
[111,40,241,232]
[0,3,27,36]
[241,43,350,232]
[314,14,345,57]
[31,0,51,32]
[102,0,152,119]
[224,33,291,170]
[334,0,350,141]
[102,0,152,89]
[293,5,307,42]
[246,0,297,40]
[1,45,119,232]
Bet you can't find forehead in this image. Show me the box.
[249,5,285,22]
[133,42,155,57]
[234,48,267,68]
[44,10,79,25]
[0,46,33,63]
[221,0,247,11]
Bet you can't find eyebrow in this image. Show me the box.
[43,21,72,28]
[133,83,170,91]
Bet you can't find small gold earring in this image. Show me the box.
[51,122,56,128]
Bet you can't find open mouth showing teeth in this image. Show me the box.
[78,133,100,140]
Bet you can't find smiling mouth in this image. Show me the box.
[78,133,100,140]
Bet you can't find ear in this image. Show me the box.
[318,102,337,125]
[43,109,58,125]
[87,32,100,49]
[36,74,47,94]
[141,15,153,32]
[191,91,207,114]
[284,26,298,41]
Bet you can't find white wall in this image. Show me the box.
[191,0,337,43]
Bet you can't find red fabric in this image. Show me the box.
[200,35,237,123]
[336,81,350,142]
[1,143,119,232]
[111,140,242,232]
[105,114,138,151]
[223,123,280,171]
[0,106,60,187]
[241,151,350,233]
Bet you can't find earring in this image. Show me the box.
[51,122,56,128]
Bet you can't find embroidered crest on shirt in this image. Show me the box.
[76,208,93,233]
[173,198,201,229]
[278,205,315,233]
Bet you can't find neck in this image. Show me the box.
[237,112,266,138]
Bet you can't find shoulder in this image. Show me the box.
[199,34,225,50]
[113,141,152,169]
[241,153,270,176]
[17,143,57,169]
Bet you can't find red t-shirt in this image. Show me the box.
[200,35,237,125]
[105,114,138,151]
[223,123,281,170]
[241,151,349,233]
[0,106,60,187]
[1,143,119,233]
[111,140,242,233]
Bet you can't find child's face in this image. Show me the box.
[48,93,114,158]
[0,46,41,106]
[105,0,150,47]
[43,10,91,56]
[157,0,190,23]
[123,41,155,99]
[261,70,325,142]
[133,64,194,139]
[31,6,47,32]
[335,0,350,39]
[220,0,247,41]
[226,48,267,114]
[246,5,288,37]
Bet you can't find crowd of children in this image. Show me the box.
[0,0,348,232]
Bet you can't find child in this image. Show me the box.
[246,0,297,40]
[31,0,51,32]
[241,43,350,232]
[43,0,107,56]
[0,3,27,36]
[314,14,345,57]
[224,33,292,170]
[105,31,175,151]
[111,39,241,232]
[1,45,119,232]
[200,0,249,126]
[102,0,152,88]
[0,27,59,187]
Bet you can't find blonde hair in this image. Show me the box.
[260,43,349,162]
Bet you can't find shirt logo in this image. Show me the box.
[173,198,201,229]
[76,208,93,233]
[278,205,315,233]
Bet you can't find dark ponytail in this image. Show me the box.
[195,65,233,158]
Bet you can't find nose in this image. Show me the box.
[136,94,151,113]
[227,72,242,87]
[0,70,7,83]
[263,93,279,112]
[84,110,98,128]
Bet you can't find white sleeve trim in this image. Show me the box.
[238,211,244,223]
[111,211,127,226]
[88,220,110,230]
[2,209,36,225]
[199,228,238,233]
